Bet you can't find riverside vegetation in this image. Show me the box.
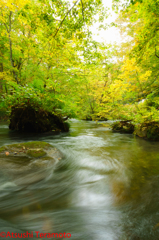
[0,0,159,139]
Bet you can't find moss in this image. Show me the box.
[0,146,7,153]
[22,141,52,149]
[3,155,31,164]
[112,121,134,134]
[27,149,46,158]
[0,141,61,160]
[9,141,52,149]
[41,156,54,160]
[135,122,159,140]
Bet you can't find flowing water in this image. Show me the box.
[0,119,159,240]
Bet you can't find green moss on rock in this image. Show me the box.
[0,141,56,160]
[134,122,159,140]
[41,156,54,160]
[112,121,134,134]
[0,146,7,153]
[27,149,46,158]
[9,141,52,149]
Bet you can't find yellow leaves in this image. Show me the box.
[1,30,6,37]
[18,17,28,26]
[119,56,152,99]
[0,0,30,12]
[141,115,150,118]
[0,73,4,79]
[0,71,14,82]
[121,58,137,72]
[0,0,8,8]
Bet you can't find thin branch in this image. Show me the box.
[9,11,13,67]
[53,0,80,38]
[1,9,9,32]
[37,57,43,67]
[3,22,9,33]
[80,0,84,21]
[9,11,12,32]
[135,70,143,93]
[155,47,159,58]
[8,11,19,84]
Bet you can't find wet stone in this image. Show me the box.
[0,141,63,186]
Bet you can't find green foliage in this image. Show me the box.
[98,0,159,133]
[27,149,46,158]
[3,85,62,115]
[0,0,107,121]
[0,0,159,138]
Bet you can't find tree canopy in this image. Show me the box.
[0,0,159,134]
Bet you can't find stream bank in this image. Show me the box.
[112,120,159,140]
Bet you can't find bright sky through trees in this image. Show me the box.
[90,0,122,44]
[67,0,122,44]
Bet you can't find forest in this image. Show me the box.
[1,1,159,239]
[0,0,159,139]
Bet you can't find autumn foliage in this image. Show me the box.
[0,0,159,135]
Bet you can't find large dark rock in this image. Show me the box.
[9,104,69,133]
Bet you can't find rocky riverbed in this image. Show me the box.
[0,141,62,187]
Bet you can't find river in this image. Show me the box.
[0,119,159,240]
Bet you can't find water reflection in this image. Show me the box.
[0,120,159,239]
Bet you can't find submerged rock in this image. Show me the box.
[0,141,62,186]
[0,141,51,156]
[0,141,62,161]
[27,149,46,158]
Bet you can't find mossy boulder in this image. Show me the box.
[8,141,51,149]
[0,146,7,153]
[112,121,134,134]
[9,103,69,133]
[27,149,46,158]
[0,141,62,185]
[134,122,159,140]
[0,141,61,160]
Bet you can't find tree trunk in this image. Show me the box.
[8,11,19,84]
[0,62,3,91]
